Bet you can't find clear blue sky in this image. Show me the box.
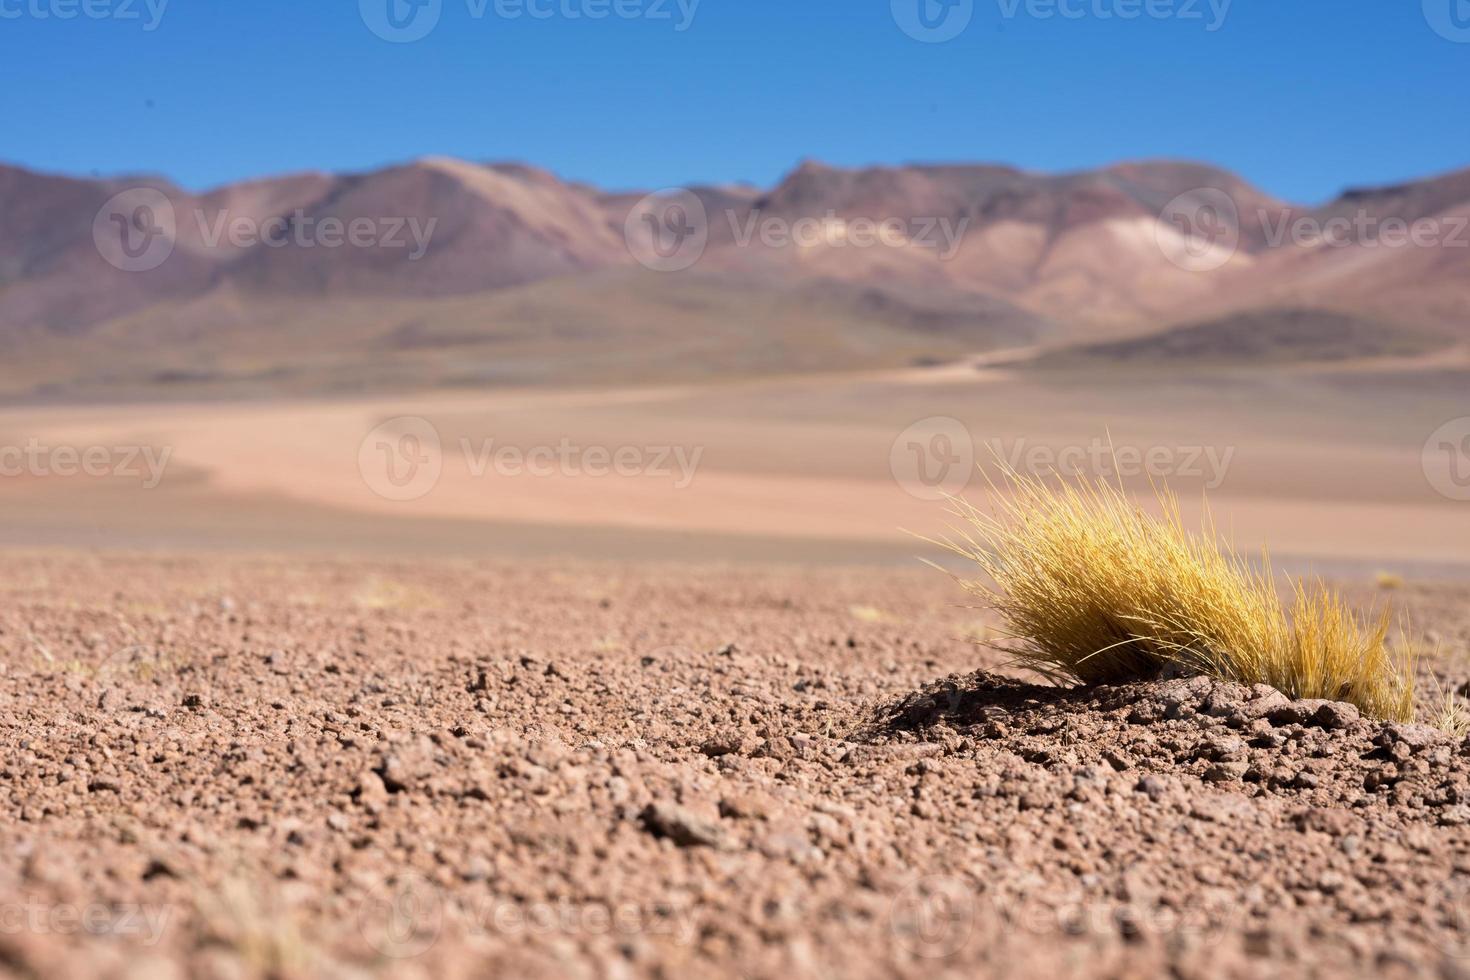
[1,0,1465,203]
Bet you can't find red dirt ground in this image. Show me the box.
[2,553,1469,978]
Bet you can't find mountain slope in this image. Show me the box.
[0,156,1464,398]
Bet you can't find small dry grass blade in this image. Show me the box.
[934,466,1414,722]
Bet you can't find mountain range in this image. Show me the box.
[1,155,1466,399]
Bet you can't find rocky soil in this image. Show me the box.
[1,553,1469,979]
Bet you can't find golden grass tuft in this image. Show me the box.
[933,467,1414,722]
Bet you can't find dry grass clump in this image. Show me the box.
[1427,675,1470,738]
[935,468,1414,722]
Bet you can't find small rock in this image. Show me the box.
[1203,761,1249,782]
[1190,794,1255,823]
[639,802,728,849]
[1380,723,1444,753]
[460,856,492,882]
[1200,682,1252,717]
[1266,704,1311,727]
[1203,735,1247,761]
[1136,775,1168,800]
[1293,807,1362,837]
[355,770,389,810]
[1310,701,1360,730]
[719,791,776,821]
[699,733,748,758]
[1438,805,1470,827]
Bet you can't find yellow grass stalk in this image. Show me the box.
[934,466,1414,721]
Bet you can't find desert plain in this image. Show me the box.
[1,354,1469,978]
[3,156,1470,977]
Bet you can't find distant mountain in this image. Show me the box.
[0,156,1465,399]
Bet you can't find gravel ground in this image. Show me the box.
[1,553,1469,979]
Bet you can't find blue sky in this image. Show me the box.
[1,0,1466,203]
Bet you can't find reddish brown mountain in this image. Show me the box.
[0,156,1464,398]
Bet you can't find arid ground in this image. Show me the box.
[2,553,1470,979]
[1,344,1468,980]
[2,361,1468,572]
